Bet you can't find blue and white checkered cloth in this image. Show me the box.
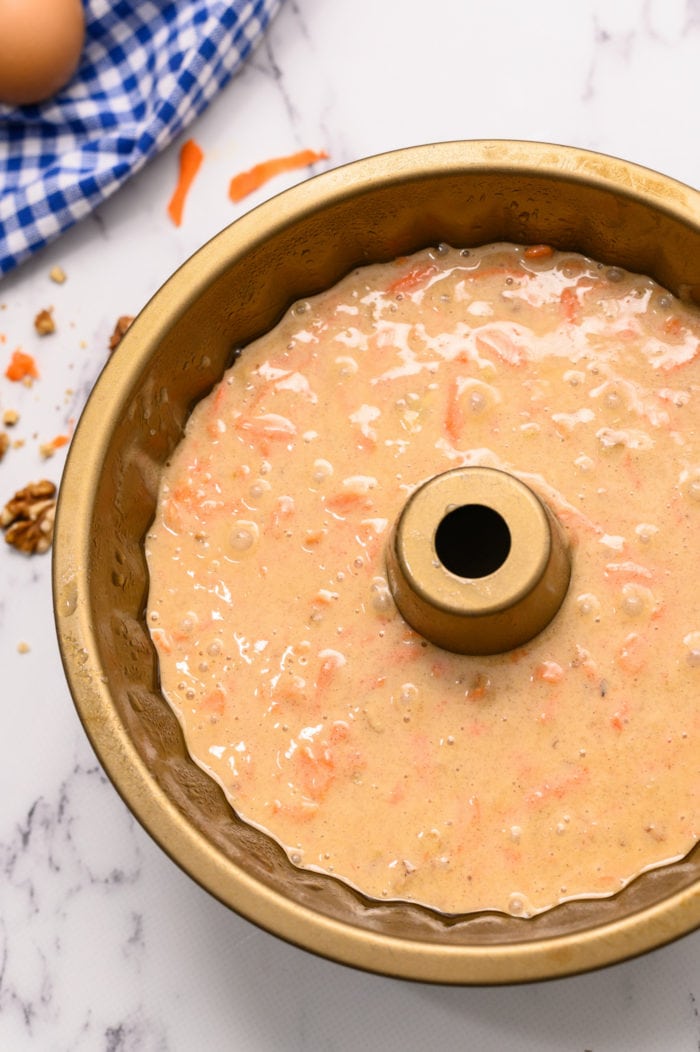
[0,0,282,277]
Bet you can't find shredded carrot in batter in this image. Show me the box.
[523,244,554,259]
[385,262,438,297]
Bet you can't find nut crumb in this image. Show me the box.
[17,641,30,654]
[49,265,66,284]
[34,308,56,335]
[0,432,9,460]
[39,434,69,459]
[109,315,134,352]
[3,408,19,426]
[1,479,56,554]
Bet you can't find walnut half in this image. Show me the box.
[1,479,57,554]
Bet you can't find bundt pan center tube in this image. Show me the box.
[53,140,700,984]
[386,466,571,655]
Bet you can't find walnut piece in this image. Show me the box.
[0,432,8,461]
[1,479,57,554]
[2,408,19,426]
[109,315,134,352]
[34,308,56,335]
[49,265,66,284]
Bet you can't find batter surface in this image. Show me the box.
[146,243,700,916]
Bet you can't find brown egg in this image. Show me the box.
[0,0,85,106]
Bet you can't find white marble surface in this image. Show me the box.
[2,0,700,1047]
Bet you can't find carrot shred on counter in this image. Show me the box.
[5,349,39,382]
[167,138,204,227]
[228,148,329,203]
